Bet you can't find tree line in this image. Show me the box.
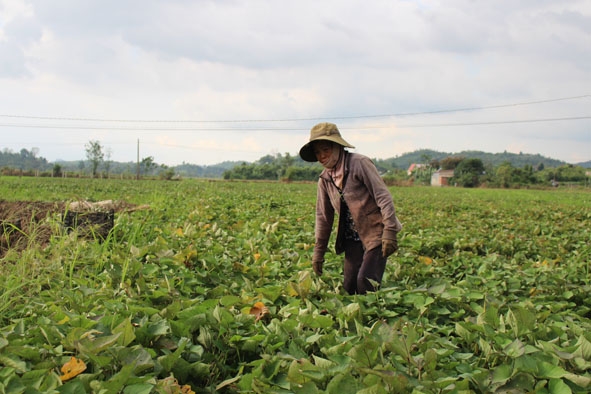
[1,144,589,188]
[220,152,589,188]
[0,144,232,179]
[222,153,323,181]
[396,156,589,188]
[221,153,589,188]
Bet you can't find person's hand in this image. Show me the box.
[312,260,324,276]
[382,236,398,258]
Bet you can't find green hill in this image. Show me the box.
[375,149,567,171]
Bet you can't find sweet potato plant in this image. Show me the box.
[0,177,590,393]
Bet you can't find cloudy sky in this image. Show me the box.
[1,0,590,166]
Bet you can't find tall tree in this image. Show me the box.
[104,147,113,178]
[454,158,485,187]
[85,140,104,178]
[440,156,464,170]
[279,152,295,179]
[140,156,156,176]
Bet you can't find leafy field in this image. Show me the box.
[0,177,590,393]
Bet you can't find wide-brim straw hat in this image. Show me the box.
[299,122,355,162]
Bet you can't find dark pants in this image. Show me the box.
[342,241,387,295]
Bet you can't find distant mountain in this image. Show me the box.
[576,160,591,168]
[375,149,568,170]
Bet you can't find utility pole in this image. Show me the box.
[136,139,140,180]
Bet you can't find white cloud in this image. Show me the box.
[0,0,589,165]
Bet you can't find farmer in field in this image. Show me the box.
[299,122,402,295]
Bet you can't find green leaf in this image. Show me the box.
[497,372,535,392]
[212,304,234,325]
[427,283,447,294]
[492,364,513,384]
[98,363,135,393]
[347,340,380,367]
[293,381,319,394]
[455,322,476,342]
[574,335,591,360]
[537,361,567,379]
[57,380,88,394]
[357,383,388,394]
[504,339,526,358]
[564,373,591,388]
[220,295,241,306]
[467,291,484,300]
[424,348,438,372]
[326,354,352,374]
[548,378,572,394]
[477,303,500,329]
[287,359,308,385]
[341,303,360,321]
[77,332,122,355]
[311,355,334,369]
[508,305,536,337]
[216,374,242,391]
[6,345,40,363]
[123,384,154,394]
[305,333,323,344]
[359,367,400,387]
[190,361,211,380]
[117,346,155,375]
[403,293,426,309]
[21,368,51,389]
[0,354,27,373]
[514,354,538,374]
[255,285,283,302]
[146,319,170,337]
[433,376,459,389]
[326,373,358,394]
[177,299,219,318]
[384,331,409,360]
[112,318,136,347]
[157,337,190,373]
[307,315,333,329]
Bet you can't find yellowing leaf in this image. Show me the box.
[233,261,249,273]
[249,302,269,321]
[181,385,196,394]
[175,228,184,236]
[157,376,196,394]
[253,253,261,261]
[418,256,433,265]
[60,356,87,382]
[286,282,299,297]
[529,287,538,296]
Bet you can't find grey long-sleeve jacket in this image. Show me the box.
[312,152,402,263]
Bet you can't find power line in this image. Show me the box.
[0,94,589,123]
[316,95,591,121]
[384,116,591,128]
[0,115,589,131]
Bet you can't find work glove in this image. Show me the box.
[382,236,398,258]
[312,260,324,276]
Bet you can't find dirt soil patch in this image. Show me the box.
[0,200,146,258]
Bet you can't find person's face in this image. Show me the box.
[313,140,340,169]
